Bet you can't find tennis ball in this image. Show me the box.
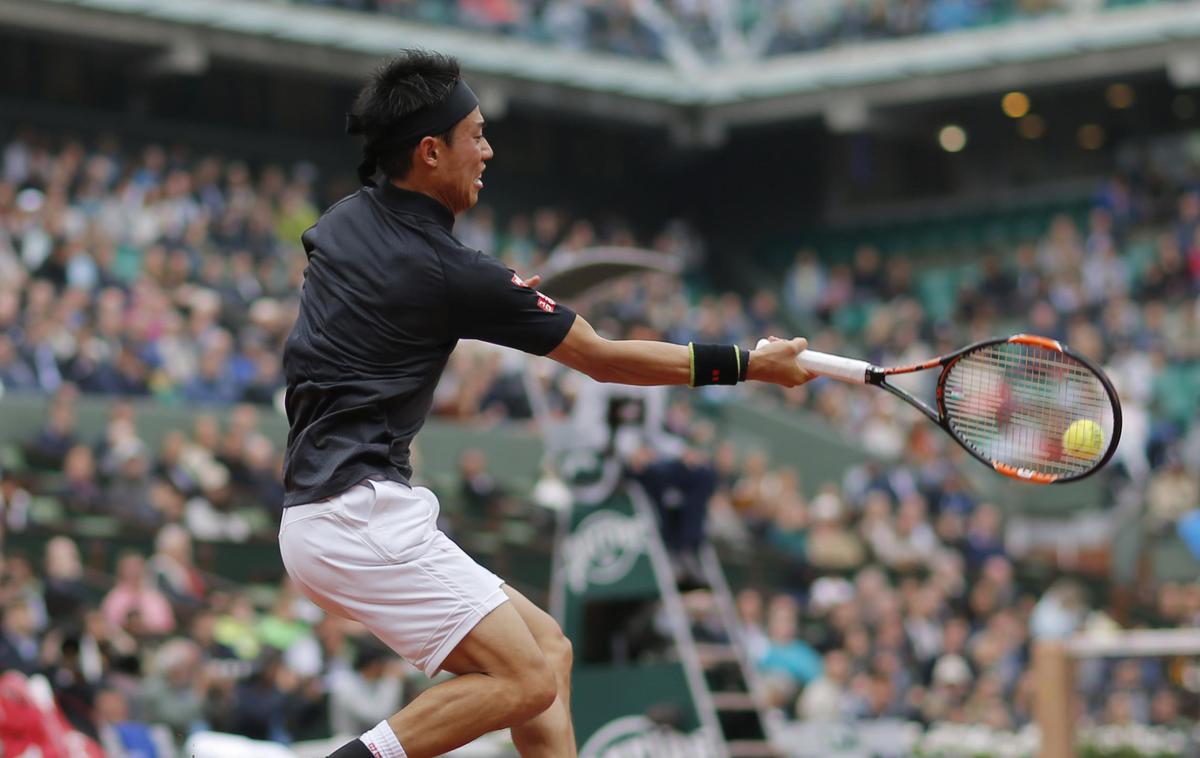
[1063,419,1104,459]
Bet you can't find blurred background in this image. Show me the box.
[1,0,1200,756]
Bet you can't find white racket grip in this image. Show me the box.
[755,339,871,384]
[797,350,872,383]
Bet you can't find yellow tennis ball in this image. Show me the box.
[1063,419,1104,459]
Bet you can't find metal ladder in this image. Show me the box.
[628,487,781,758]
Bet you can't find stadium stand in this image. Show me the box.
[286,0,1189,61]
[4,0,1200,752]
[1,118,1199,753]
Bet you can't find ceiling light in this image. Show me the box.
[1077,124,1106,150]
[1018,114,1046,139]
[1105,83,1135,109]
[938,125,967,153]
[1002,92,1031,119]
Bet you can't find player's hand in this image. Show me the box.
[748,336,815,388]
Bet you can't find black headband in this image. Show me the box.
[346,78,479,145]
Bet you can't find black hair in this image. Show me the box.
[349,49,462,186]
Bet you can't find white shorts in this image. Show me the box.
[279,479,509,677]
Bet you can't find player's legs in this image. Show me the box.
[280,481,567,757]
[383,599,558,758]
[498,585,577,757]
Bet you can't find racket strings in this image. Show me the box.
[942,343,1111,477]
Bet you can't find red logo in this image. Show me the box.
[367,741,382,758]
[536,293,556,313]
[511,272,527,288]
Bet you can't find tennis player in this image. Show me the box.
[279,49,813,758]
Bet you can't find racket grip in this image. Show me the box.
[755,339,871,384]
[797,350,872,383]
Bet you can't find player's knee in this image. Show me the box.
[544,629,572,677]
[511,658,558,722]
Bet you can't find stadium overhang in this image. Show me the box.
[3,0,1200,143]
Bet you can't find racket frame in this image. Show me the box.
[861,334,1123,484]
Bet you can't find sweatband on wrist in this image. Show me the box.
[689,342,742,387]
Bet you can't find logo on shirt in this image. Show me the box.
[537,293,556,313]
[511,272,528,287]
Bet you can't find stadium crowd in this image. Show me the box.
[0,528,416,754]
[2,122,1200,751]
[284,0,1179,61]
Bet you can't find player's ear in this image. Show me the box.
[415,136,439,168]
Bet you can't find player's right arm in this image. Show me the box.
[548,314,813,389]
[444,249,811,389]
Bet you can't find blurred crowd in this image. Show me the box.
[6,388,285,540]
[0,129,697,415]
[0,128,307,407]
[0,528,416,755]
[283,0,1177,62]
[759,0,1163,57]
[292,0,665,59]
[3,115,1200,746]
[732,567,1197,731]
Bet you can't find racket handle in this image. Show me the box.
[755,339,872,384]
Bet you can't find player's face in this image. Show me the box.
[437,107,492,215]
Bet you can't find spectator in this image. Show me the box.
[0,333,37,392]
[148,524,207,618]
[1150,688,1188,730]
[104,439,162,529]
[224,652,290,742]
[459,447,503,518]
[963,502,1005,572]
[1146,452,1199,528]
[0,554,47,629]
[866,493,941,573]
[101,552,175,636]
[328,644,404,737]
[95,687,163,758]
[0,470,31,533]
[141,638,210,741]
[23,388,78,469]
[805,488,867,571]
[735,588,770,663]
[42,536,89,622]
[0,598,40,675]
[1029,579,1087,640]
[797,648,853,721]
[214,593,261,660]
[758,595,823,703]
[629,445,717,590]
[256,584,310,654]
[59,444,105,515]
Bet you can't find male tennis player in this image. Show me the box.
[279,50,813,758]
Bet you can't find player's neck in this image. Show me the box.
[389,177,456,217]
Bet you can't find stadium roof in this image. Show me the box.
[4,0,1200,143]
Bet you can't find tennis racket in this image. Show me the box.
[757,334,1122,484]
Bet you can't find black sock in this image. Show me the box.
[327,739,374,758]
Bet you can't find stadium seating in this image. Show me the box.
[2,38,1199,748]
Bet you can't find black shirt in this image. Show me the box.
[282,184,576,507]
